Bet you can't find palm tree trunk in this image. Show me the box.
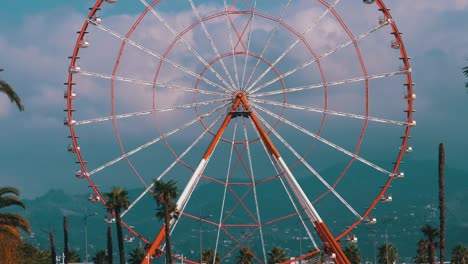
[115,208,126,264]
[63,216,69,264]
[164,203,173,264]
[107,224,113,264]
[49,231,57,264]
[439,143,446,264]
[429,244,435,264]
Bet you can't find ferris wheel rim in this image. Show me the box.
[65,0,415,262]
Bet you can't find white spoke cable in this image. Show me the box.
[254,111,362,219]
[87,102,230,177]
[243,0,292,90]
[251,98,408,126]
[78,70,228,98]
[189,0,237,89]
[224,0,242,90]
[90,22,230,94]
[121,108,229,218]
[214,119,238,264]
[246,0,341,93]
[138,0,234,91]
[242,117,267,263]
[249,19,390,94]
[251,103,393,176]
[76,98,229,126]
[250,118,319,250]
[240,0,257,90]
[251,70,408,98]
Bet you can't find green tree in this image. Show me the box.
[202,248,220,264]
[451,244,468,264]
[378,242,398,264]
[0,70,24,111]
[414,240,429,263]
[68,250,81,263]
[104,187,130,264]
[153,179,178,264]
[237,247,254,264]
[267,246,288,264]
[421,224,440,264]
[18,243,51,264]
[128,247,146,264]
[0,187,30,239]
[344,244,361,264]
[93,249,109,264]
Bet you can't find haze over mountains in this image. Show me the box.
[19,160,467,262]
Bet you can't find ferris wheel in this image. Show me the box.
[65,0,415,263]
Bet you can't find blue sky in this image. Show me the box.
[1,0,468,201]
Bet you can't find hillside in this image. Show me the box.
[18,160,467,262]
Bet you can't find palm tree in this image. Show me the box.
[378,242,398,264]
[414,240,430,263]
[0,187,30,239]
[48,230,57,264]
[463,64,468,88]
[202,248,220,264]
[128,247,146,264]
[107,224,113,264]
[439,143,446,264]
[237,247,254,264]
[344,244,361,264]
[451,244,468,264]
[153,179,178,264]
[93,250,109,264]
[267,246,288,264]
[421,224,440,264]
[0,69,24,111]
[104,187,130,264]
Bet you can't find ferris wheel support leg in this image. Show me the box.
[243,96,349,264]
[142,95,243,264]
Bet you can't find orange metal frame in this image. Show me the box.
[142,93,349,264]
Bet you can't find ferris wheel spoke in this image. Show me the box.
[77,70,229,98]
[121,108,229,218]
[251,98,409,126]
[75,98,230,126]
[138,0,234,91]
[245,0,340,93]
[242,117,267,263]
[251,116,319,249]
[224,0,242,90]
[89,22,231,94]
[214,118,238,260]
[249,19,390,94]
[251,103,393,177]
[189,0,237,90]
[240,0,256,90]
[243,0,292,91]
[254,111,362,220]
[86,102,230,177]
[250,69,408,98]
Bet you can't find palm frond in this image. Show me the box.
[463,66,468,77]
[0,187,21,196]
[0,224,22,241]
[0,194,26,209]
[0,213,31,234]
[0,79,24,111]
